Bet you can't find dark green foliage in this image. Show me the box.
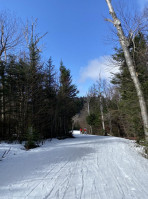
[111,33,148,138]
[74,97,85,113]
[24,127,39,150]
[86,113,98,126]
[82,32,148,138]
[56,61,79,137]
[0,17,81,143]
[0,53,80,142]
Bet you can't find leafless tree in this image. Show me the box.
[105,0,148,48]
[86,91,93,134]
[105,0,148,140]
[0,11,23,60]
[96,76,106,134]
[72,114,79,132]
[102,80,113,135]
[23,19,47,53]
[0,11,24,125]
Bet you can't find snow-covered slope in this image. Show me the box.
[0,134,148,199]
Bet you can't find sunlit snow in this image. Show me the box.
[0,132,148,199]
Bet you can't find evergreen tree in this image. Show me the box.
[0,60,6,139]
[0,16,82,145]
[42,57,57,138]
[57,61,78,137]
[112,33,148,138]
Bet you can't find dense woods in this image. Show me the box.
[75,2,148,142]
[0,15,81,147]
[77,32,148,140]
[1,2,148,198]
[0,2,148,147]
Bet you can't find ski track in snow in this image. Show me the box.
[0,133,148,199]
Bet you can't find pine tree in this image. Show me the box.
[112,33,148,138]
[42,57,57,138]
[57,61,78,137]
[0,60,6,139]
[105,0,148,140]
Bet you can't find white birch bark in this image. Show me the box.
[87,95,92,134]
[100,95,106,132]
[105,0,148,140]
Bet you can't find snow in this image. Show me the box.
[73,130,81,134]
[0,132,148,199]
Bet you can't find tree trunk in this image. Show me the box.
[105,0,148,140]
[100,95,106,135]
[87,97,92,134]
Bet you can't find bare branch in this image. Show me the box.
[105,18,114,24]
[0,11,24,60]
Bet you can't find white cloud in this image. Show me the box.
[79,56,119,83]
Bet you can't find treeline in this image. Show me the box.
[77,33,148,139]
[0,17,81,146]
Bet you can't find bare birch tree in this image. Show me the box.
[105,0,148,140]
[86,92,93,134]
[97,77,106,135]
[0,11,23,127]
[102,80,113,135]
[0,11,23,60]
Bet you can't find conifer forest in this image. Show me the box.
[0,4,148,147]
[1,1,148,199]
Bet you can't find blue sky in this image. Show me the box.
[0,0,147,96]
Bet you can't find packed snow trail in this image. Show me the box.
[0,133,148,199]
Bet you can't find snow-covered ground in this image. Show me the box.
[0,131,148,199]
